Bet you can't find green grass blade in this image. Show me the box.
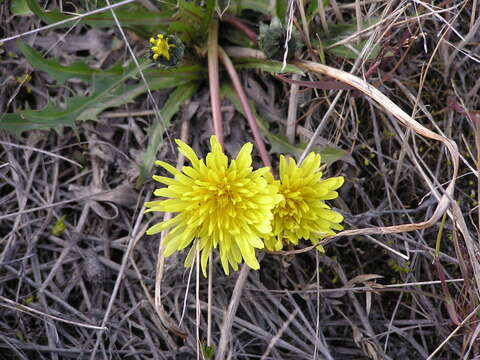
[234,59,305,75]
[11,0,32,16]
[137,81,200,186]
[240,0,271,15]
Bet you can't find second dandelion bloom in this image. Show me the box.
[265,153,344,252]
[145,136,282,276]
[148,33,185,67]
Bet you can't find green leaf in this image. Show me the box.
[25,0,173,28]
[0,113,57,134]
[221,84,346,163]
[17,40,124,83]
[11,0,32,16]
[75,8,173,27]
[0,61,200,134]
[0,63,143,133]
[202,345,215,359]
[316,146,348,164]
[322,18,382,60]
[25,0,64,23]
[76,74,195,122]
[306,0,329,22]
[221,27,256,48]
[137,82,199,186]
[306,0,318,20]
[327,41,381,60]
[276,0,287,20]
[201,0,215,34]
[240,0,271,15]
[234,58,305,75]
[52,215,66,236]
[145,64,203,79]
[170,0,206,43]
[18,39,203,84]
[23,295,35,304]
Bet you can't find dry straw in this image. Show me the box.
[292,60,480,295]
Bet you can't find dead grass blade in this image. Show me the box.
[294,60,480,296]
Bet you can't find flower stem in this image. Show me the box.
[208,18,224,148]
[207,253,212,347]
[218,47,271,168]
[196,243,200,360]
[221,13,258,44]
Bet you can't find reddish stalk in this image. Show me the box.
[220,13,258,44]
[207,18,224,147]
[218,47,271,168]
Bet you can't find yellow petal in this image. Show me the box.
[237,237,260,270]
[209,135,222,153]
[145,217,180,235]
[155,160,181,176]
[155,199,187,212]
[246,235,265,249]
[220,248,230,275]
[235,142,253,169]
[184,244,196,268]
[163,232,184,256]
[175,140,200,168]
[320,176,344,190]
[201,245,210,277]
[152,175,177,185]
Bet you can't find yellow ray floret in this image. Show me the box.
[145,136,282,276]
[264,153,344,251]
[149,34,175,61]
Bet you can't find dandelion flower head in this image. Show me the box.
[149,34,175,61]
[265,153,344,251]
[145,136,282,276]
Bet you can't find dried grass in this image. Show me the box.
[1,0,480,359]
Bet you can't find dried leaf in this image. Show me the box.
[343,274,384,289]
[69,183,138,208]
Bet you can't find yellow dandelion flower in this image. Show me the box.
[149,34,175,61]
[145,136,282,276]
[264,153,344,251]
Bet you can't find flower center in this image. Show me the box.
[278,187,308,224]
[215,180,235,207]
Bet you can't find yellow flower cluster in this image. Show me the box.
[145,136,344,275]
[149,34,175,61]
[264,154,344,252]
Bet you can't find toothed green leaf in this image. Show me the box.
[17,40,124,83]
[0,61,202,134]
